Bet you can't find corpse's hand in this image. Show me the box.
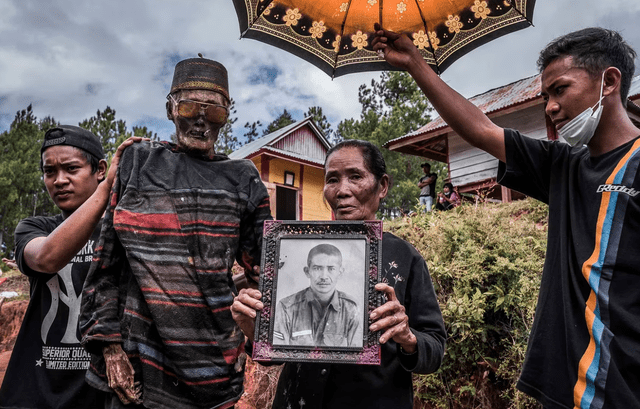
[231,288,263,341]
[103,343,142,405]
[369,283,418,353]
[372,23,424,71]
[233,265,260,292]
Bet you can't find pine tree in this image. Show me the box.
[304,106,334,143]
[79,106,129,160]
[215,98,239,154]
[243,121,262,144]
[131,126,159,141]
[0,106,58,255]
[262,109,294,135]
[335,72,445,217]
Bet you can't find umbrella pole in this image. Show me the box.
[375,0,384,59]
[330,0,358,78]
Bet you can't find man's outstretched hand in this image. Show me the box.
[372,23,424,72]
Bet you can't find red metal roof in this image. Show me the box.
[390,74,640,145]
[400,74,542,140]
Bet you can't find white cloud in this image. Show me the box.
[1,0,638,143]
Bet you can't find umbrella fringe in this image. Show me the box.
[509,0,535,26]
[242,0,276,35]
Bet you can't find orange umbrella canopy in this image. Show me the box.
[233,0,535,77]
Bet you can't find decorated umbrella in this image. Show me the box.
[232,0,535,78]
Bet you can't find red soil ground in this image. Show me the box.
[0,300,28,385]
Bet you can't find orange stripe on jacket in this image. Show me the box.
[573,138,640,407]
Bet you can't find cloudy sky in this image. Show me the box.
[1,0,639,142]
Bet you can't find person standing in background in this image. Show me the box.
[418,162,437,211]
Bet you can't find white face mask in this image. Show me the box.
[559,72,606,147]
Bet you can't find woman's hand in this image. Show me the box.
[231,288,263,341]
[103,343,142,405]
[369,283,417,353]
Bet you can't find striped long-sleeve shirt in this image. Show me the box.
[80,141,271,409]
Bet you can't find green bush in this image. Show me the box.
[386,198,548,409]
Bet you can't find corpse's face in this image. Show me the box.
[42,146,105,217]
[167,89,228,156]
[304,253,343,298]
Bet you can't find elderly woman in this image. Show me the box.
[232,140,446,409]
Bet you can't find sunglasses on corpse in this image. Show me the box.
[168,95,230,124]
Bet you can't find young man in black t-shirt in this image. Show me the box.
[0,126,141,409]
[373,26,640,408]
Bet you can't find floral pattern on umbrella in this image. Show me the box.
[233,0,535,77]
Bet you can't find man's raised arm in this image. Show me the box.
[372,24,506,162]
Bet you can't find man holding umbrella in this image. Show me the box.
[373,26,640,408]
[79,57,271,409]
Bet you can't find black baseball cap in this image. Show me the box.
[41,125,104,160]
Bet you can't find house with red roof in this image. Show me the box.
[385,74,640,202]
[229,117,333,220]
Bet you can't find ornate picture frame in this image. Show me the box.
[252,220,383,365]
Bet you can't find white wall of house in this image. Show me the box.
[449,103,547,188]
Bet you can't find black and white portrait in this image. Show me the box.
[272,238,366,348]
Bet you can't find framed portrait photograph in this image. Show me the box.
[252,220,383,365]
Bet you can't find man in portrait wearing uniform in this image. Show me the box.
[273,244,360,347]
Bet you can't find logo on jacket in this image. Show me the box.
[596,184,639,197]
[42,264,83,344]
[41,241,94,345]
